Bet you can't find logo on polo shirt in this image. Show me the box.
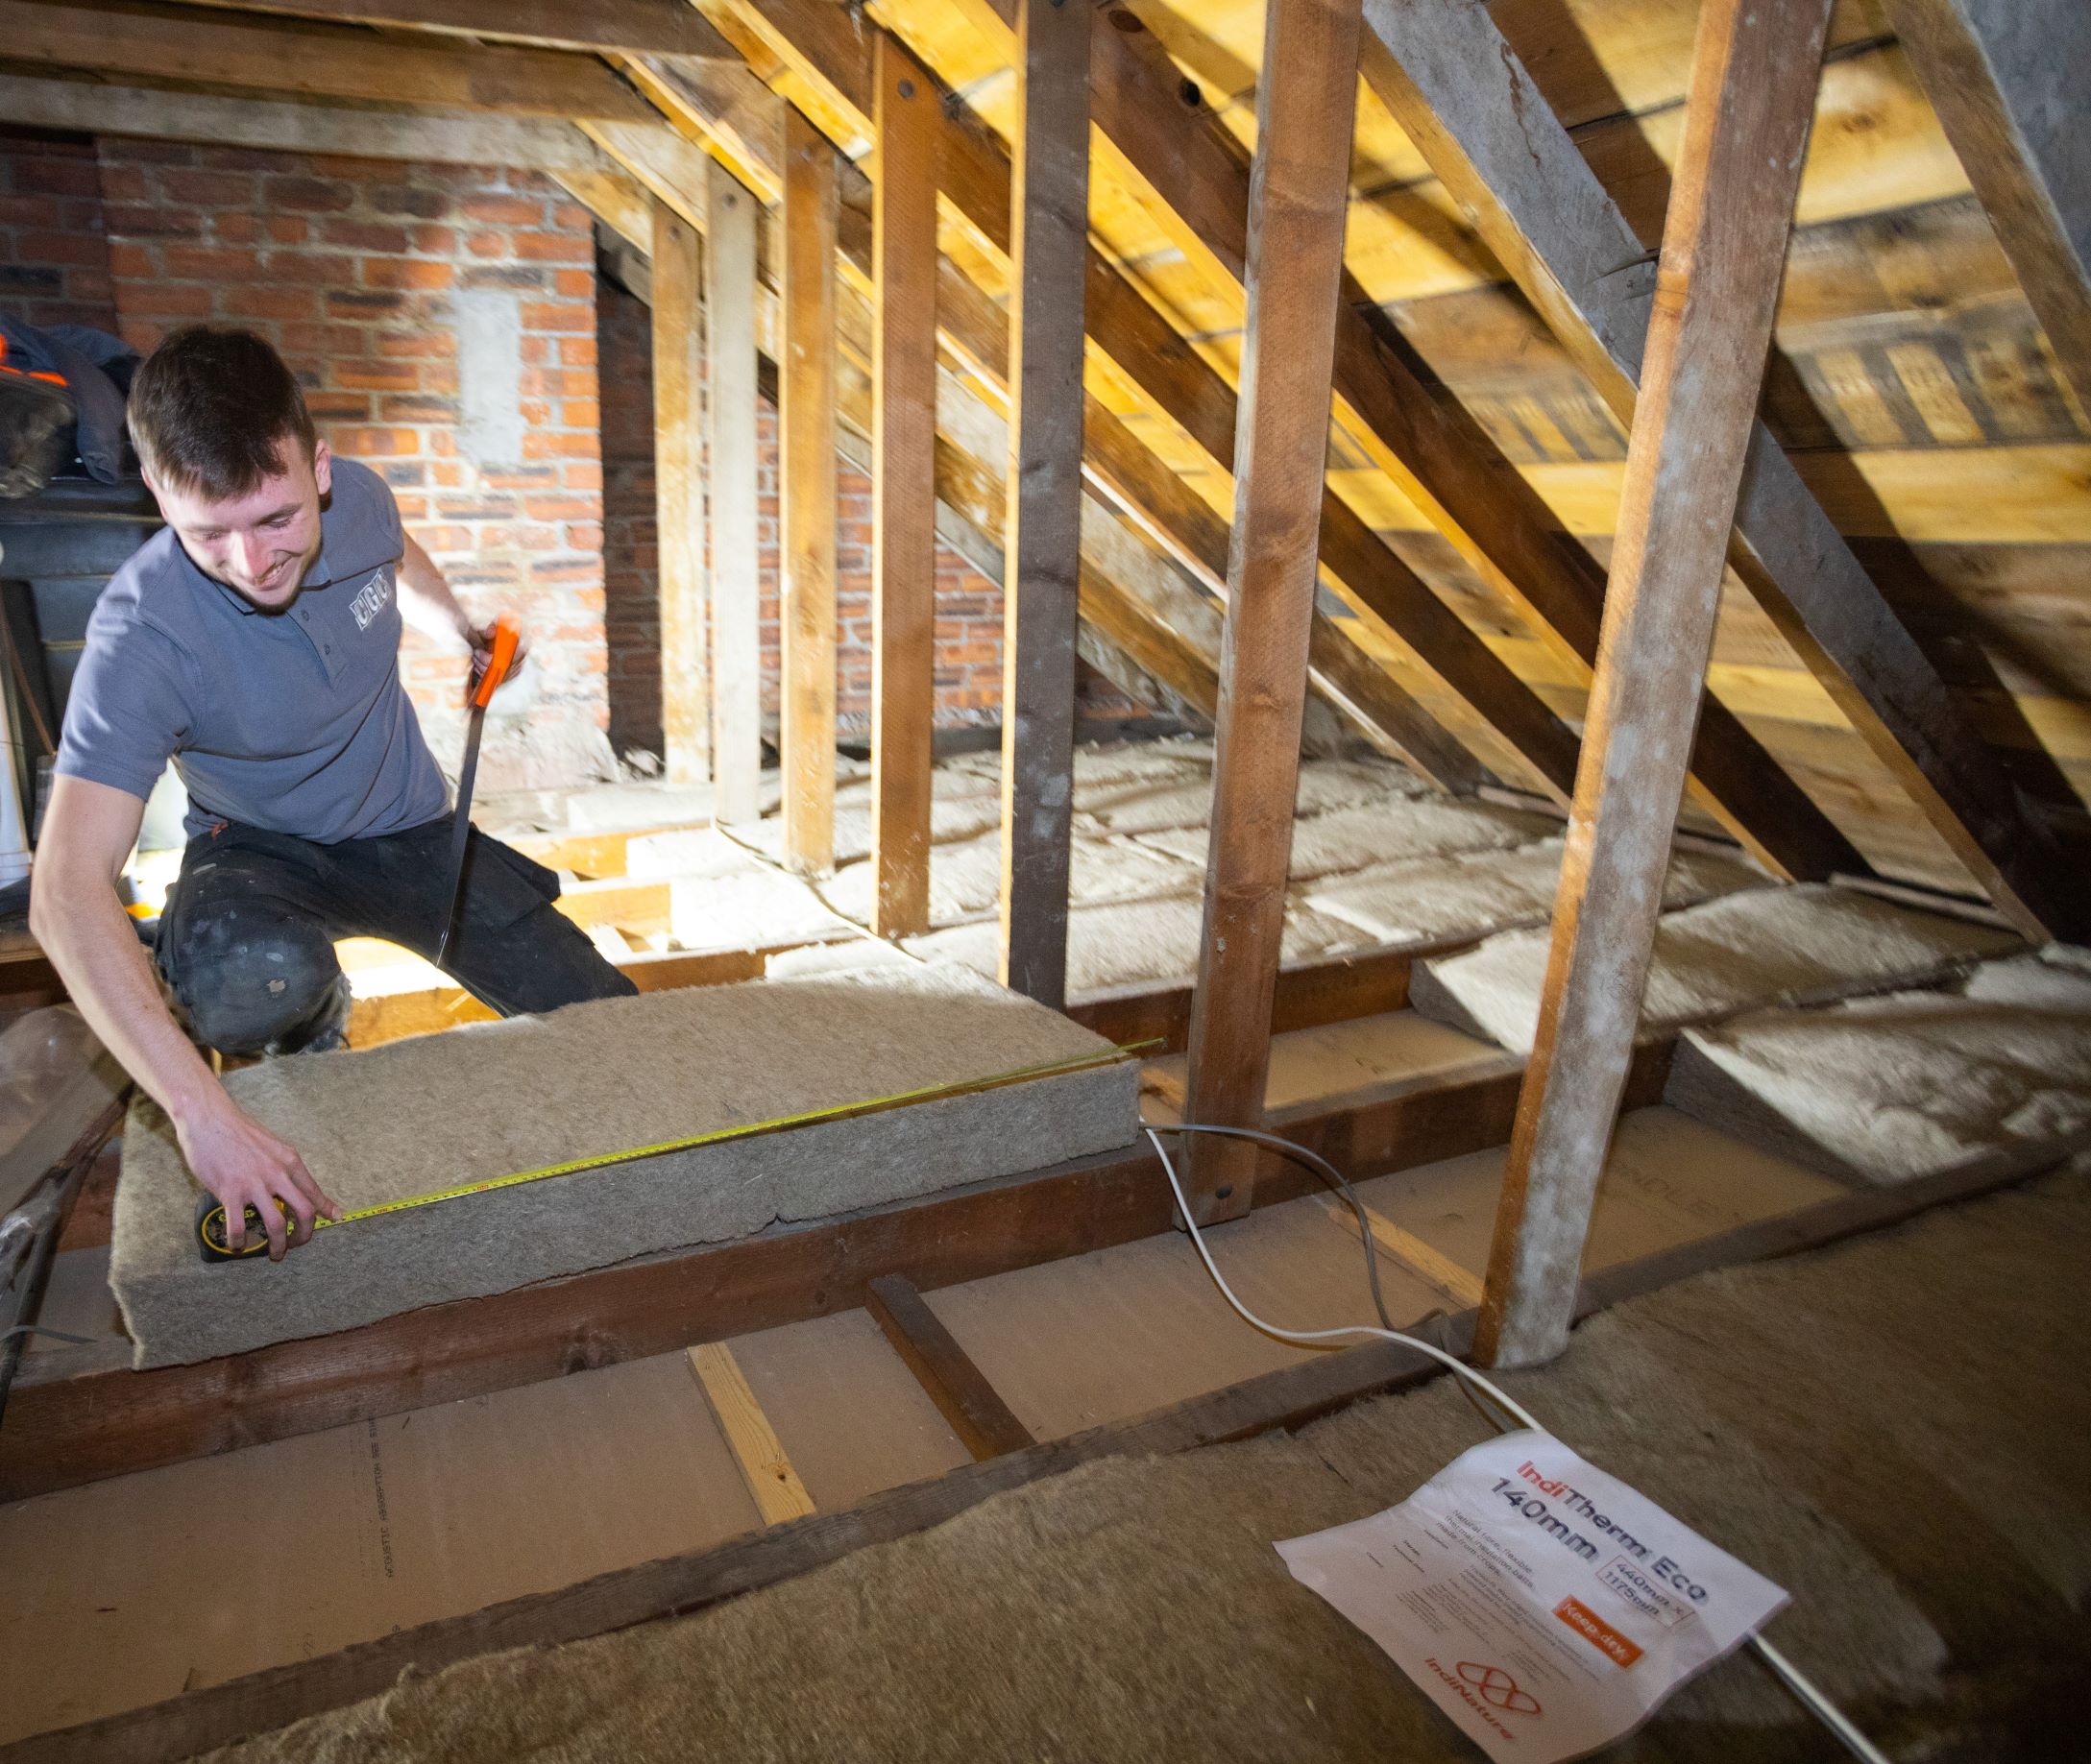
[350,569,394,631]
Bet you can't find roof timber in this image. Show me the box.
[624,34,1480,780]
[0,70,631,175]
[599,206,1239,739]
[1179,0,1366,1223]
[167,0,739,58]
[0,0,658,122]
[1356,0,2086,942]
[1480,0,1841,1366]
[824,0,1863,882]
[695,0,1592,798]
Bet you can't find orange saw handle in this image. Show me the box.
[471,616,521,710]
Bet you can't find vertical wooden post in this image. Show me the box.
[1179,0,1362,1224]
[780,112,840,877]
[705,158,763,825]
[1476,0,1836,1368]
[997,0,1091,1008]
[1884,0,2091,419]
[870,34,939,938]
[649,196,708,785]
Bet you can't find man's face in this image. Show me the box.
[148,439,333,613]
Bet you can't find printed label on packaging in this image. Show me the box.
[1276,1431,1787,1762]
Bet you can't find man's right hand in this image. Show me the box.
[176,1098,341,1261]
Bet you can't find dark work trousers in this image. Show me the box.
[156,816,638,1056]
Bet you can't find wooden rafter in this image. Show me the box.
[706,160,765,826]
[584,85,1232,753]
[779,113,841,878]
[1181,0,1363,1223]
[175,0,736,55]
[1357,0,2088,944]
[1478,0,1837,1369]
[892,0,1862,882]
[869,35,939,939]
[626,30,1454,773]
[698,0,1525,793]
[650,197,710,787]
[995,0,1090,1007]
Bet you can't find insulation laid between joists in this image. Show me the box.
[111,964,1140,1367]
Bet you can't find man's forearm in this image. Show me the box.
[396,536,474,644]
[31,868,228,1133]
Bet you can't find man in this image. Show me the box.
[31,326,635,1261]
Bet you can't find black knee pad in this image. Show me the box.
[167,906,349,1056]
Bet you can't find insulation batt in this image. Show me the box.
[1417,882,2019,1052]
[111,964,1139,1368]
[1677,949,2091,1181]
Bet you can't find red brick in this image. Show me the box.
[321,218,410,254]
[107,241,158,280]
[330,426,421,456]
[461,195,546,227]
[266,175,355,213]
[13,155,101,198]
[359,256,452,290]
[376,330,456,358]
[379,393,457,422]
[370,184,450,220]
[86,167,148,205]
[160,169,255,206]
[514,230,591,264]
[221,285,319,321]
[334,361,420,392]
[521,302,591,333]
[280,321,369,357]
[267,214,312,245]
[134,283,213,319]
[552,269,593,299]
[265,250,357,286]
[304,392,372,421]
[103,205,204,239]
[160,244,259,280]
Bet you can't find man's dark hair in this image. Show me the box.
[128,326,317,501]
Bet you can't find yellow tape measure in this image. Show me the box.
[197,1039,1155,1261]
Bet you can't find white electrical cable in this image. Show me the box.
[1144,1124,1541,1431]
[1146,1121,1893,1764]
[1750,1636,1892,1764]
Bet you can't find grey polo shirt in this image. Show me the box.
[56,456,450,843]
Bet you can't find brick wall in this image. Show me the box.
[0,129,117,333]
[93,139,611,790]
[1,124,1155,787]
